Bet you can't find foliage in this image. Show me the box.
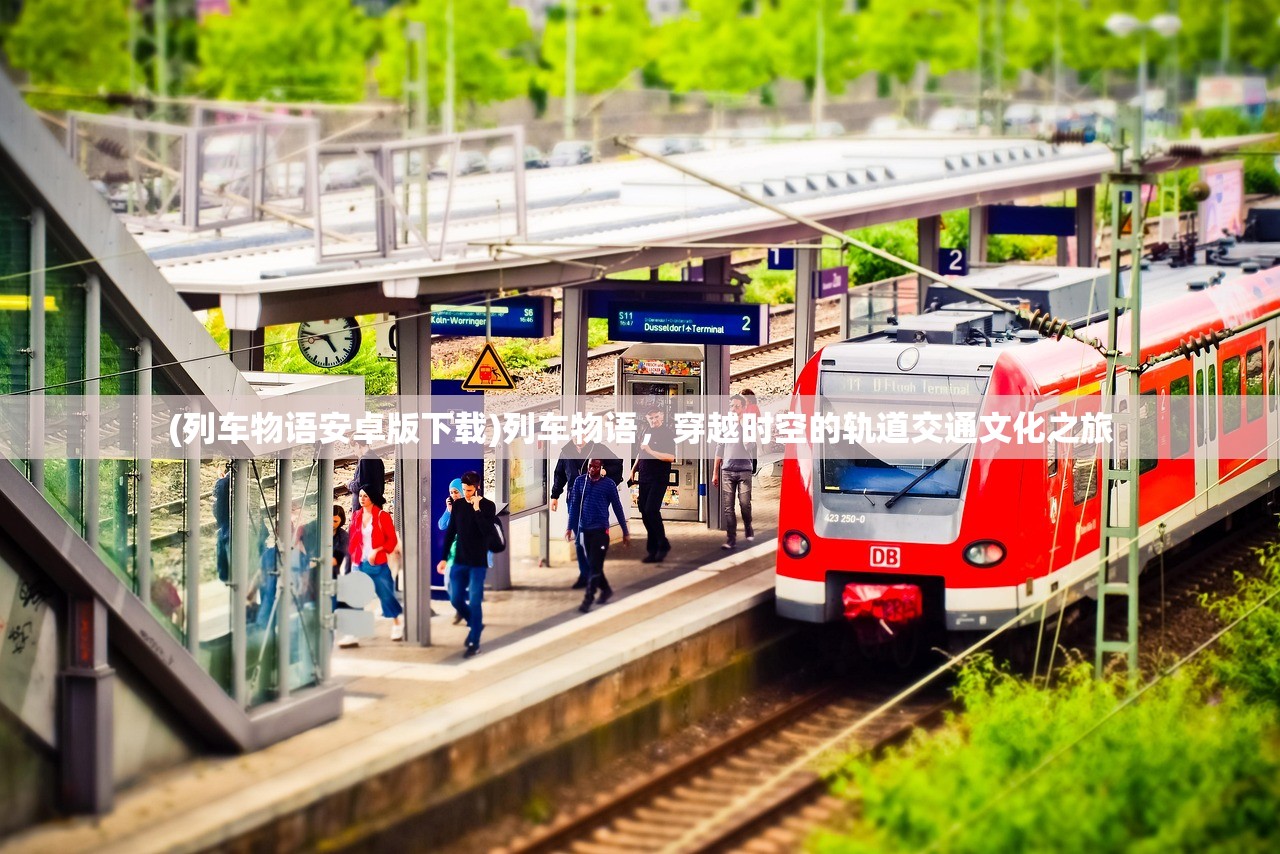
[5,0,132,110]
[761,0,860,96]
[650,0,771,96]
[851,0,973,92]
[743,265,794,305]
[376,0,533,110]
[537,0,651,97]
[816,654,1280,853]
[846,220,918,285]
[196,0,375,102]
[1205,549,1280,709]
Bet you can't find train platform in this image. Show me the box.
[4,483,784,854]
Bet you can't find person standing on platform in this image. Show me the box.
[349,488,404,641]
[349,439,385,515]
[566,459,630,612]
[713,395,756,550]
[437,478,467,624]
[551,440,623,588]
[630,403,677,563]
[213,461,231,582]
[437,471,497,658]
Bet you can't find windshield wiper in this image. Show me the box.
[884,445,966,510]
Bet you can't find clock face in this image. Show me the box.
[298,318,362,368]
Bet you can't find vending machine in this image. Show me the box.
[616,343,704,522]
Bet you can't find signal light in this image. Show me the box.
[782,531,810,558]
[963,540,1006,567]
[1048,128,1096,145]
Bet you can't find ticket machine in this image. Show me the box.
[616,343,704,522]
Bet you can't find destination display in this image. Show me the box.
[608,301,769,346]
[430,296,553,338]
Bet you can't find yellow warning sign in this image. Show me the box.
[461,342,515,392]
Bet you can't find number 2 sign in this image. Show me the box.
[938,247,968,276]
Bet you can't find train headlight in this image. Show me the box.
[782,531,811,558]
[963,540,1006,567]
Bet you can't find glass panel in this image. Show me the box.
[1138,390,1158,475]
[1170,376,1191,459]
[96,310,137,586]
[198,458,234,694]
[42,236,87,531]
[1245,346,1263,423]
[289,456,322,693]
[1222,356,1241,434]
[0,177,30,398]
[1072,444,1098,506]
[149,458,187,641]
[245,456,279,706]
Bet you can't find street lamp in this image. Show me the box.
[1104,12,1181,158]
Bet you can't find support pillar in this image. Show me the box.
[1075,186,1097,267]
[917,214,941,313]
[395,310,432,646]
[60,597,113,814]
[317,443,334,679]
[29,207,45,491]
[84,275,101,551]
[703,257,732,531]
[230,458,249,705]
[136,338,152,605]
[969,205,989,269]
[792,246,819,386]
[556,286,591,558]
[229,328,265,373]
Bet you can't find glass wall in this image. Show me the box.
[0,167,325,712]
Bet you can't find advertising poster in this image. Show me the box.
[1199,160,1245,243]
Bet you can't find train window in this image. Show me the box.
[1072,445,1098,505]
[1246,347,1263,423]
[1169,377,1191,459]
[1208,364,1217,441]
[1138,391,1158,474]
[1270,341,1276,413]
[1222,356,1241,434]
[1047,428,1058,478]
[1195,369,1204,446]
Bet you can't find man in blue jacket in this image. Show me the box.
[566,459,631,613]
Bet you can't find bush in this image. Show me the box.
[816,652,1280,853]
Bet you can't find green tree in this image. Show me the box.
[538,0,652,98]
[5,0,132,110]
[852,0,974,100]
[651,0,771,96]
[761,0,859,97]
[376,0,533,111]
[196,0,375,102]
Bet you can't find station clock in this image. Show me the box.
[297,317,362,368]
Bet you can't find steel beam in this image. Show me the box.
[793,246,818,387]
[59,596,114,814]
[917,214,941,313]
[395,310,433,646]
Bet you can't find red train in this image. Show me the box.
[776,261,1280,656]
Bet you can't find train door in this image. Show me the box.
[1194,351,1218,514]
[1268,326,1278,482]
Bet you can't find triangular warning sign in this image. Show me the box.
[461,342,515,392]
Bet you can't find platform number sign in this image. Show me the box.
[870,546,901,568]
[939,247,968,276]
[767,248,795,270]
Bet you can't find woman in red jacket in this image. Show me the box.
[349,488,404,641]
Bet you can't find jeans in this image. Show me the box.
[572,536,592,584]
[358,560,403,619]
[720,468,754,544]
[216,529,230,582]
[637,481,669,557]
[450,563,488,647]
[578,529,612,600]
[254,573,277,629]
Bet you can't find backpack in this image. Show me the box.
[484,505,507,554]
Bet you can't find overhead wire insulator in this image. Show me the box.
[93,138,129,160]
[1164,143,1205,159]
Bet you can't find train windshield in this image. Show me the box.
[817,371,987,501]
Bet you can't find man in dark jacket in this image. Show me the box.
[551,440,624,589]
[350,440,385,514]
[630,403,677,563]
[437,471,497,657]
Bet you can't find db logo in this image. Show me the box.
[869,546,901,568]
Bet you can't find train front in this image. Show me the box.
[775,338,1021,655]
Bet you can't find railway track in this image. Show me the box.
[504,684,951,854]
